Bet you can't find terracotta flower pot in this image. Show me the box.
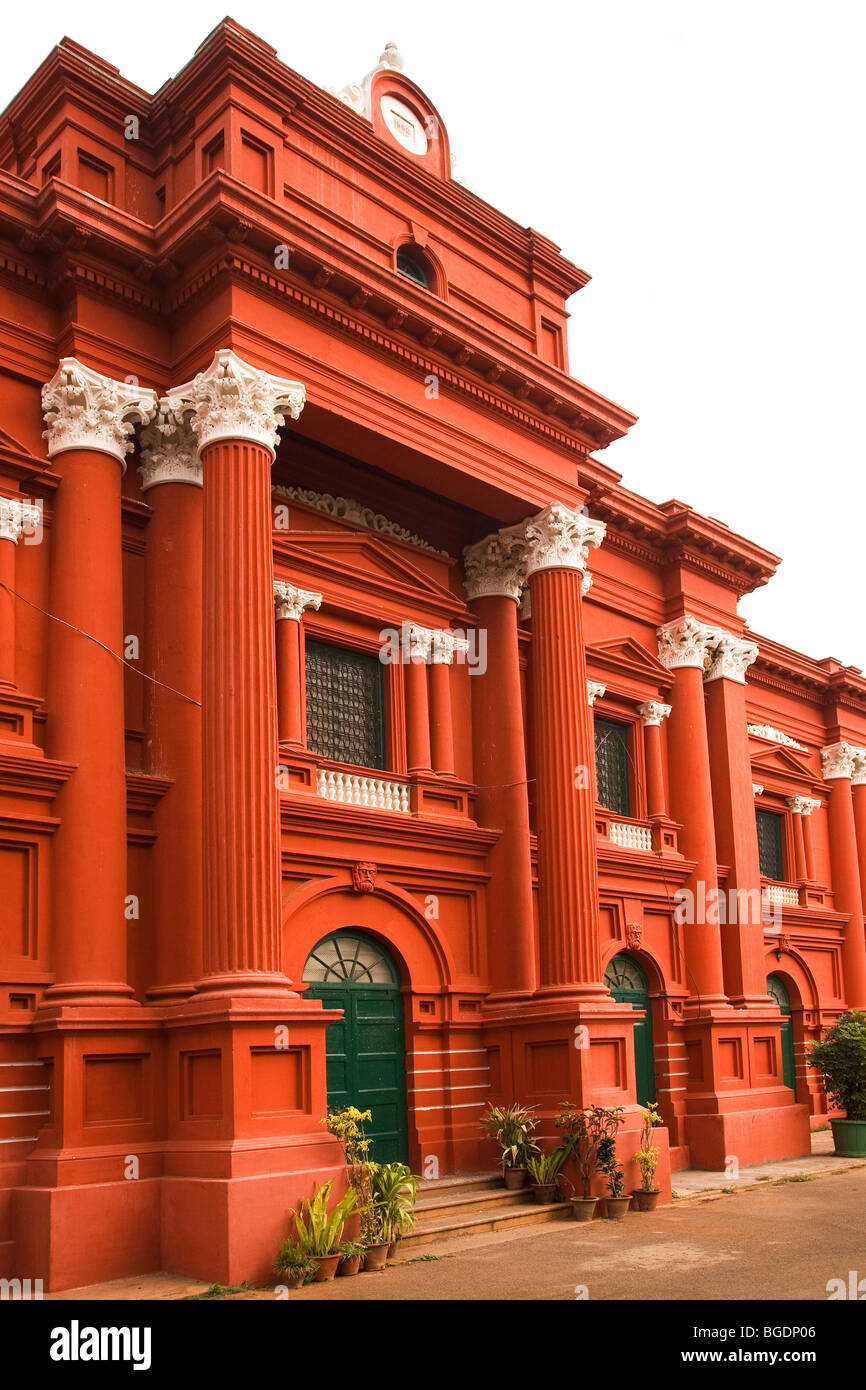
[504,1166,529,1191]
[570,1197,598,1222]
[633,1189,661,1212]
[362,1243,389,1272]
[605,1196,632,1220]
[530,1182,558,1205]
[337,1255,361,1277]
[278,1268,306,1289]
[311,1253,341,1282]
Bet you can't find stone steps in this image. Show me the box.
[402,1171,572,1249]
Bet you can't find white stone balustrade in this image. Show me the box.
[316,768,410,812]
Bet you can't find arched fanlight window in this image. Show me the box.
[396,245,431,290]
[604,953,649,994]
[767,973,791,1015]
[302,931,398,985]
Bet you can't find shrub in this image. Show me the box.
[808,1010,866,1121]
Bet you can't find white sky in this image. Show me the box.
[3,2,864,666]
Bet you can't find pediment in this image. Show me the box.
[750,742,818,783]
[0,426,48,481]
[586,636,671,690]
[274,530,464,624]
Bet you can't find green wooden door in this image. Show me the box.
[303,932,408,1163]
[604,953,656,1106]
[767,973,796,1091]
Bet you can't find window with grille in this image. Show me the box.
[756,809,785,881]
[305,640,386,770]
[594,718,631,816]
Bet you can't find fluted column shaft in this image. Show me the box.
[469,592,535,996]
[200,438,287,989]
[142,471,203,1000]
[823,745,866,1010]
[530,566,602,991]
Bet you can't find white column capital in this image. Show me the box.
[42,357,158,465]
[0,496,41,544]
[656,615,712,670]
[587,680,606,707]
[637,700,672,727]
[431,629,469,665]
[273,581,322,622]
[786,794,822,815]
[521,502,606,578]
[821,742,856,781]
[703,628,759,684]
[165,349,305,461]
[752,783,764,797]
[138,401,202,490]
[851,748,866,787]
[463,531,525,602]
[403,623,435,662]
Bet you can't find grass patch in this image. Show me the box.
[721,1187,737,1195]
[400,1253,454,1264]
[775,1173,815,1184]
[185,1282,253,1300]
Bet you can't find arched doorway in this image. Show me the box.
[604,953,656,1106]
[767,973,796,1091]
[303,931,408,1163]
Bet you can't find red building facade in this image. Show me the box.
[0,22,865,1291]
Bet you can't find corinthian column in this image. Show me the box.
[636,701,672,819]
[274,581,321,746]
[403,623,433,774]
[703,628,766,1004]
[464,531,535,998]
[786,795,821,884]
[522,503,606,994]
[138,409,203,999]
[822,742,866,1009]
[0,496,41,688]
[429,629,467,777]
[40,359,157,1007]
[657,616,726,1003]
[166,350,304,997]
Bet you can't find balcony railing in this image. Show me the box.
[316,768,410,812]
[609,820,654,852]
[764,883,800,908]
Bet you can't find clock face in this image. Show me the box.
[379,94,428,155]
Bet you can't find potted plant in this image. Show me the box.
[808,1010,866,1156]
[274,1239,314,1290]
[371,1161,420,1257]
[481,1103,539,1189]
[289,1178,360,1281]
[336,1240,365,1277]
[525,1146,567,1204]
[359,1176,389,1271]
[633,1101,663,1211]
[555,1103,606,1221]
[594,1107,629,1218]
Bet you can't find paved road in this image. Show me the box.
[291,1166,866,1302]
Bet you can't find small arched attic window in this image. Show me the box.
[396,243,433,290]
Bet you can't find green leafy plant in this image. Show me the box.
[525,1146,568,1186]
[274,1239,314,1281]
[591,1106,626,1197]
[634,1101,663,1192]
[481,1103,539,1170]
[289,1178,360,1256]
[322,1106,373,1166]
[371,1161,420,1241]
[336,1240,365,1262]
[808,1010,866,1120]
[556,1102,624,1198]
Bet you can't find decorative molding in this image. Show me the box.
[331,41,404,121]
[852,748,866,787]
[519,503,606,578]
[403,623,435,662]
[637,700,671,727]
[431,629,469,665]
[748,723,808,753]
[703,628,759,684]
[42,358,157,464]
[821,742,856,781]
[625,922,644,950]
[0,496,41,544]
[786,794,821,815]
[138,402,202,490]
[752,783,764,797]
[463,531,525,602]
[165,349,305,459]
[587,680,606,707]
[273,580,322,622]
[272,482,447,555]
[351,860,377,893]
[656,616,711,671]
